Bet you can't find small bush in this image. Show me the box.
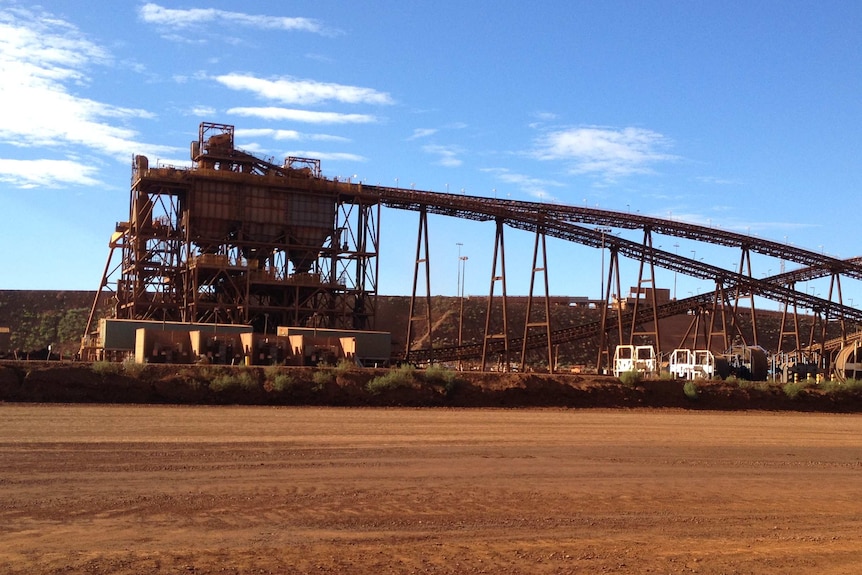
[236,369,258,390]
[269,373,293,392]
[683,380,699,401]
[209,369,258,393]
[820,378,862,394]
[312,368,335,391]
[844,379,862,392]
[366,364,416,395]
[209,373,236,392]
[264,365,294,393]
[122,358,147,378]
[424,364,460,395]
[92,360,122,376]
[782,380,809,399]
[618,369,641,387]
[335,358,356,375]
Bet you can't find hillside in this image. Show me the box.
[0,290,830,366]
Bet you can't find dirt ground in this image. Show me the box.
[2,406,862,574]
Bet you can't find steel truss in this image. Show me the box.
[84,124,379,350]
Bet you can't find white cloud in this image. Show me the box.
[228,107,376,124]
[0,7,172,167]
[215,73,394,106]
[0,158,100,188]
[408,128,437,140]
[287,151,367,163]
[534,126,677,180]
[532,111,559,121]
[423,144,462,167]
[235,128,349,143]
[138,3,326,34]
[696,175,743,186]
[482,167,564,201]
[190,105,217,117]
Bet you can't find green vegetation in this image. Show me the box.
[423,363,460,395]
[683,380,699,401]
[9,307,93,356]
[818,378,862,394]
[121,357,147,378]
[264,365,294,393]
[335,358,356,374]
[618,369,641,387]
[366,364,416,395]
[312,368,335,391]
[91,360,122,376]
[782,380,807,399]
[209,368,258,392]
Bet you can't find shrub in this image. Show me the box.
[264,365,294,393]
[312,368,334,391]
[335,358,356,375]
[782,380,809,399]
[844,378,862,392]
[618,369,641,387]
[91,360,122,376]
[236,368,258,390]
[122,358,147,378]
[209,373,237,392]
[424,363,460,395]
[820,378,862,395]
[683,380,699,401]
[366,364,416,395]
[209,369,258,392]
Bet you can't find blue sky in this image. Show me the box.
[1,1,861,305]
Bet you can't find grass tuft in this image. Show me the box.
[366,364,416,395]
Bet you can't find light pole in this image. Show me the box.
[673,243,679,300]
[456,243,463,296]
[458,254,468,370]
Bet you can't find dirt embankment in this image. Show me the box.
[2,361,861,412]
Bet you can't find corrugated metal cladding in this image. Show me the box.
[189,180,335,242]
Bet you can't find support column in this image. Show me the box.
[404,207,434,363]
[481,218,510,372]
[520,226,554,373]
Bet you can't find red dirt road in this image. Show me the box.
[2,405,862,574]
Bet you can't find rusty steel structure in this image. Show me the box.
[347,185,862,375]
[83,123,379,352]
[84,122,862,377]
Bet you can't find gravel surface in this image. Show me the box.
[2,405,862,574]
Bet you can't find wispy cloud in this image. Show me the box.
[534,126,677,181]
[190,105,217,117]
[138,3,328,35]
[235,128,349,142]
[528,111,559,129]
[0,7,169,186]
[695,175,744,186]
[482,167,564,201]
[408,128,437,140]
[423,144,462,167]
[228,107,376,124]
[286,151,367,163]
[0,159,100,188]
[215,73,394,106]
